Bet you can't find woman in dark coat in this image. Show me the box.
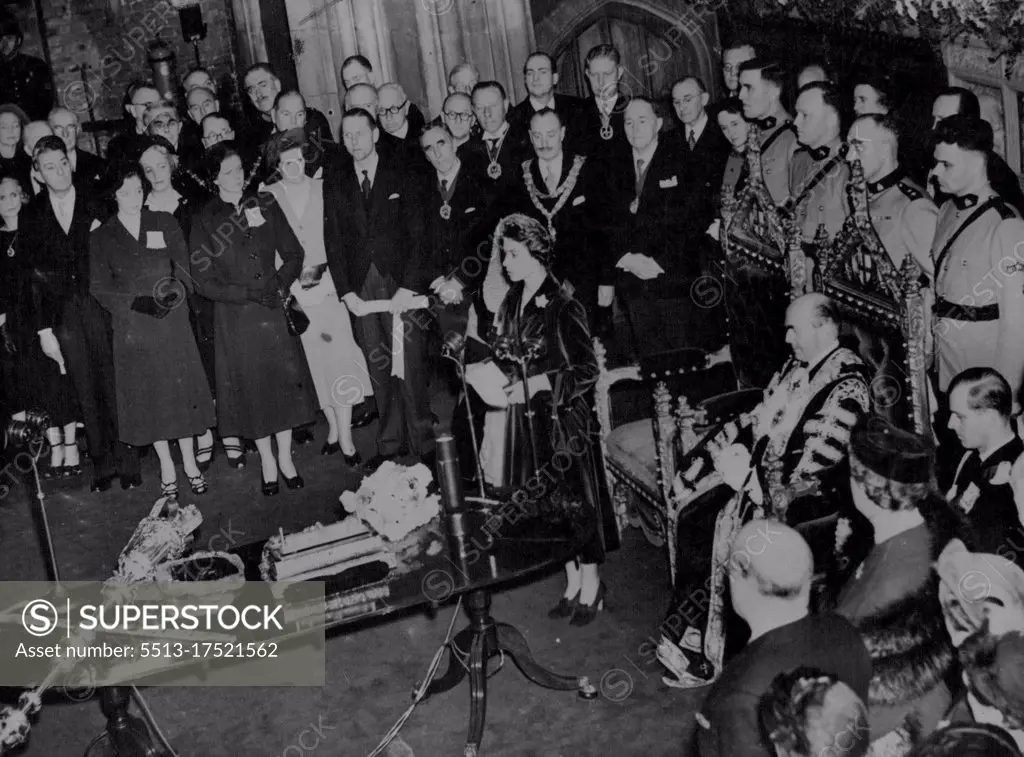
[468,213,615,626]
[137,136,225,472]
[189,141,317,496]
[89,161,215,498]
[0,169,79,476]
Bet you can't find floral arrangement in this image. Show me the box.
[339,462,441,542]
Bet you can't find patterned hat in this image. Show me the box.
[849,415,935,511]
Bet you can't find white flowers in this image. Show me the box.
[959,483,981,514]
[535,294,549,308]
[835,517,852,554]
[339,462,440,542]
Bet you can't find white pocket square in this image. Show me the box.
[659,176,679,189]
[89,219,101,232]
[465,207,476,214]
[572,195,586,206]
[388,193,400,200]
[244,207,266,227]
[146,231,166,249]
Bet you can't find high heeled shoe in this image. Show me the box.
[188,474,208,495]
[196,438,215,473]
[262,477,280,497]
[283,473,304,490]
[342,449,362,468]
[548,591,581,619]
[569,582,607,627]
[223,441,246,469]
[320,440,340,456]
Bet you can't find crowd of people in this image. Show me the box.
[1,13,1024,754]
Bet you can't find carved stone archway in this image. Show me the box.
[535,0,721,101]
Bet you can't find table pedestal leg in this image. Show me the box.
[415,589,597,756]
[83,687,166,757]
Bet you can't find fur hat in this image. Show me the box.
[960,631,1024,730]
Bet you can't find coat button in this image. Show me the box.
[255,273,262,280]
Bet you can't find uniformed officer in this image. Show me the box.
[847,113,936,274]
[788,82,850,243]
[737,59,798,206]
[931,115,1024,407]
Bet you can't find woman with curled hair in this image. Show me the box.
[759,667,870,757]
[89,161,214,497]
[189,141,317,495]
[259,129,370,466]
[466,213,615,626]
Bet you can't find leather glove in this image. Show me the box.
[130,296,171,319]
[154,278,186,310]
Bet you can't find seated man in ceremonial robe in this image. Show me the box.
[656,293,870,689]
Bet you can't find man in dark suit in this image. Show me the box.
[417,119,497,343]
[47,107,105,192]
[377,83,429,174]
[266,90,335,180]
[324,109,434,470]
[500,108,614,333]
[614,98,726,358]
[22,136,140,492]
[464,81,531,190]
[508,52,583,151]
[575,44,632,169]
[671,76,730,237]
[241,64,333,162]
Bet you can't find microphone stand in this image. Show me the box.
[442,335,486,498]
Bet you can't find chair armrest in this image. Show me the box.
[593,337,640,440]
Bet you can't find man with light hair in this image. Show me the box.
[448,62,479,95]
[143,101,183,151]
[694,520,871,757]
[48,107,105,190]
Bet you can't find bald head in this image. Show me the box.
[785,293,840,364]
[344,83,378,115]
[730,520,812,600]
[22,120,53,156]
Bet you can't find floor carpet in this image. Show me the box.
[0,400,705,756]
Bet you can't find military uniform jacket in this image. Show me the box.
[867,169,937,275]
[787,139,851,243]
[947,435,1024,561]
[932,193,1024,391]
[753,115,798,206]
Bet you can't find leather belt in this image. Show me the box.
[933,298,999,322]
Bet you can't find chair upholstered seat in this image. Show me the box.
[606,420,659,499]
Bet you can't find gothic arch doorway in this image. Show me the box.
[535,0,720,104]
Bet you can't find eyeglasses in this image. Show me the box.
[204,130,233,142]
[151,119,180,129]
[443,111,473,122]
[379,101,407,117]
[245,80,273,96]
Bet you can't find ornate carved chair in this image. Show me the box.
[595,341,734,549]
[812,159,932,436]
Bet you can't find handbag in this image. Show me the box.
[283,292,310,336]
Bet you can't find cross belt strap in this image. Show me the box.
[782,153,844,217]
[934,196,1001,279]
[933,298,999,322]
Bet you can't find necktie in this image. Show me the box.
[486,138,499,161]
[687,129,696,150]
[544,165,557,194]
[440,178,448,195]
[635,158,646,196]
[360,169,371,200]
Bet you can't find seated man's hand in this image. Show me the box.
[706,219,722,241]
[712,443,763,504]
[598,285,615,308]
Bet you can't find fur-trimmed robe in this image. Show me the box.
[837,522,957,745]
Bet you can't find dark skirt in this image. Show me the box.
[213,299,317,439]
[111,304,215,446]
[471,388,617,563]
[1,350,78,428]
